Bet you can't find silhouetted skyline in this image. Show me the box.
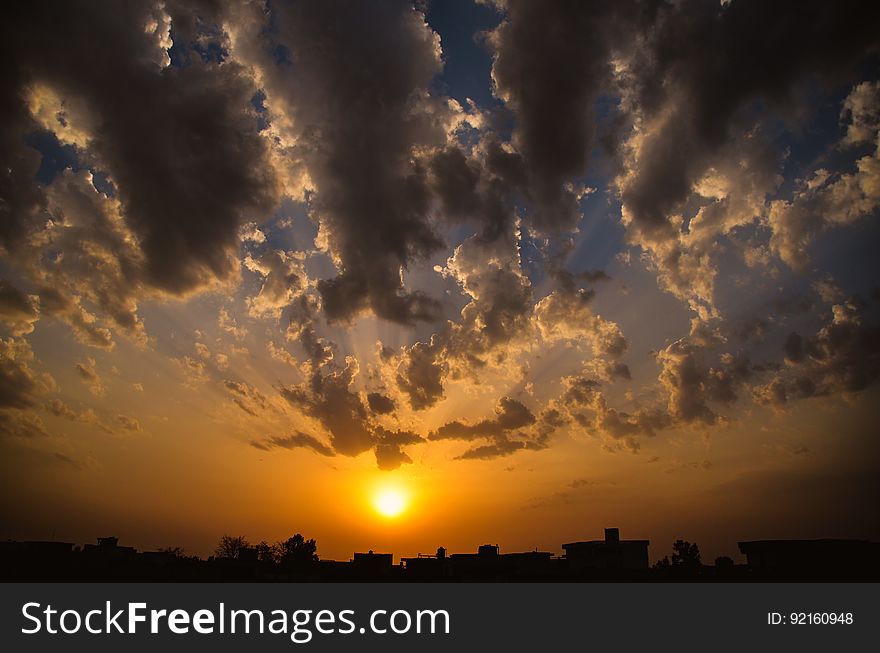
[3,527,878,582]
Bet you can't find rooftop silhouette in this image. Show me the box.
[2,528,878,582]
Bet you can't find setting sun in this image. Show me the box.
[374,488,407,518]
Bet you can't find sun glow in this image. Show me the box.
[374,487,408,518]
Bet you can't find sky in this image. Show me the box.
[1,0,879,564]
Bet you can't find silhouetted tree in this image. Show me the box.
[277,534,318,567]
[653,556,671,569]
[671,540,701,568]
[255,540,277,564]
[214,535,249,559]
[715,555,734,569]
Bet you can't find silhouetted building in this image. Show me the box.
[402,543,556,580]
[477,544,498,556]
[401,547,452,579]
[0,541,76,581]
[563,528,650,571]
[351,550,393,576]
[450,544,554,579]
[316,559,351,580]
[82,536,136,560]
[15,541,75,556]
[738,539,880,575]
[140,551,179,567]
[4,531,877,582]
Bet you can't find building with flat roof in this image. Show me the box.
[400,547,451,579]
[82,536,136,559]
[563,528,650,571]
[738,539,880,574]
[351,550,393,576]
[403,544,555,580]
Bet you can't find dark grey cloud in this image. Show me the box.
[251,432,334,458]
[783,332,805,364]
[283,295,334,368]
[374,427,425,471]
[620,0,880,236]
[13,263,115,353]
[0,339,46,410]
[428,395,553,461]
[280,360,374,457]
[1,1,280,296]
[0,281,37,324]
[0,280,39,336]
[655,333,761,425]
[383,231,538,414]
[734,318,769,344]
[486,0,879,321]
[428,143,518,243]
[431,396,536,441]
[562,374,670,445]
[395,338,446,410]
[231,0,454,324]
[224,380,271,418]
[459,267,533,350]
[428,147,483,222]
[487,0,644,232]
[767,300,880,402]
[534,272,628,356]
[387,227,624,416]
[276,357,426,468]
[706,352,756,405]
[454,435,525,461]
[366,392,396,415]
[0,50,46,252]
[243,249,307,319]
